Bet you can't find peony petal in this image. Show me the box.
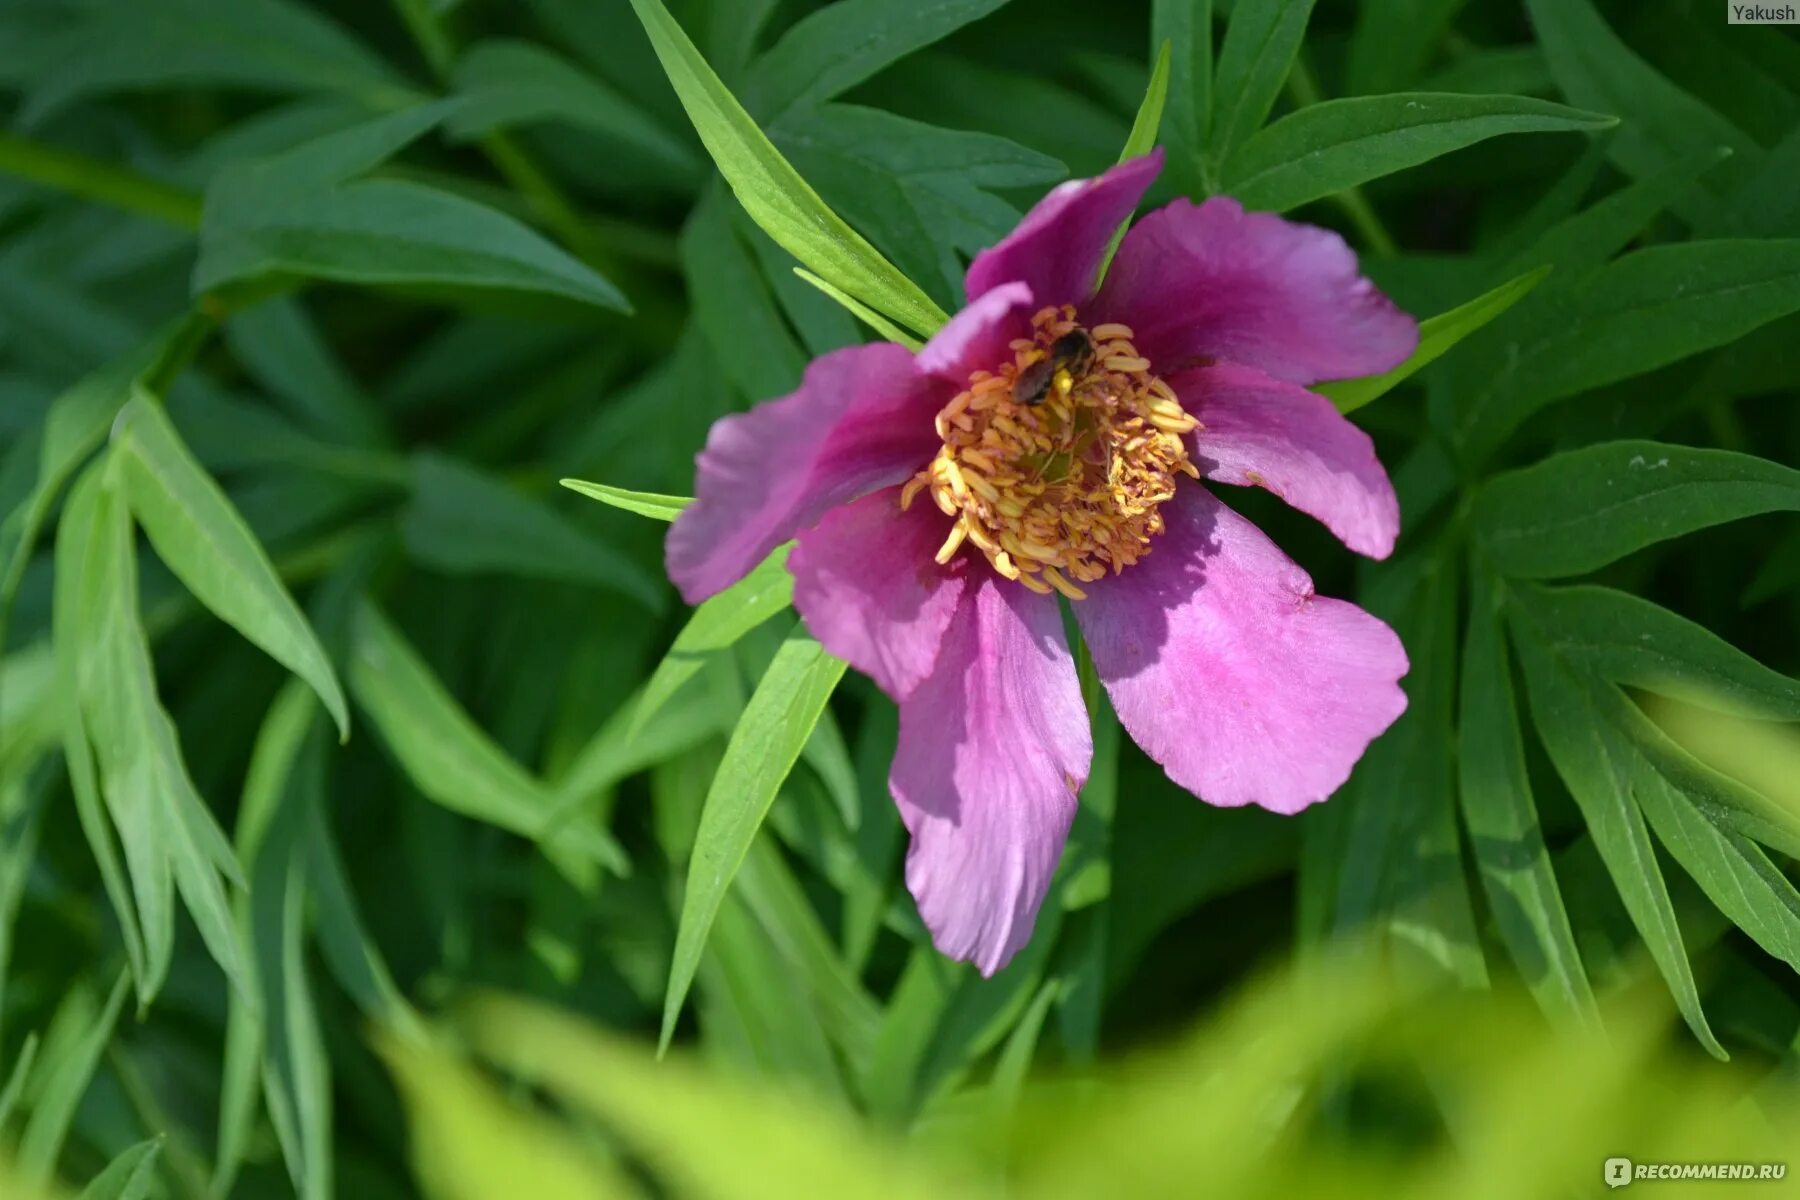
[964,150,1164,311]
[915,281,1035,386]
[789,487,968,700]
[1077,487,1408,814]
[666,343,943,602]
[1091,196,1417,385]
[1178,363,1400,559]
[890,575,1090,976]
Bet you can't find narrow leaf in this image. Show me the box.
[560,479,693,522]
[1511,618,1725,1058]
[348,601,628,875]
[1318,266,1549,414]
[115,390,350,738]
[1224,93,1615,214]
[632,544,795,737]
[661,625,847,1051]
[625,0,949,336]
[1521,584,1800,721]
[1458,568,1599,1031]
[1209,0,1319,164]
[77,1137,164,1200]
[793,268,924,350]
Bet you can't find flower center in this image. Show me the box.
[902,305,1200,600]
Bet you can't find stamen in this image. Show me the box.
[935,520,969,564]
[903,304,1199,597]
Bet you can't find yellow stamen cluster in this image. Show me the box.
[901,306,1200,600]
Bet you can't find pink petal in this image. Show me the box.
[666,343,943,602]
[964,150,1164,310]
[1091,196,1417,385]
[1178,363,1400,559]
[789,487,968,701]
[1077,487,1408,814]
[916,281,1036,386]
[890,575,1090,976]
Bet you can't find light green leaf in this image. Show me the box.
[1223,93,1615,214]
[559,478,693,522]
[625,0,948,337]
[348,601,628,876]
[632,544,795,738]
[1209,0,1319,165]
[402,453,663,609]
[1318,266,1549,414]
[1094,40,1171,286]
[0,1033,35,1134]
[1475,442,1800,579]
[115,389,350,738]
[77,1137,165,1200]
[66,465,249,1005]
[2,318,195,648]
[661,624,847,1051]
[16,973,132,1182]
[793,269,924,349]
[52,467,150,996]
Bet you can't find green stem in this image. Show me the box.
[391,0,457,83]
[1283,58,1399,257]
[0,132,203,230]
[478,131,624,278]
[386,0,623,279]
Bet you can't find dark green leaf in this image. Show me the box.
[1223,93,1615,214]
[1209,0,1319,165]
[402,452,663,609]
[744,0,1013,123]
[1458,566,1599,1031]
[348,601,629,876]
[1475,441,1800,579]
[449,39,699,177]
[1519,583,1800,720]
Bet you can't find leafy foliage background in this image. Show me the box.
[1,0,1799,1196]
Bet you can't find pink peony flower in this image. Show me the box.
[667,149,1417,975]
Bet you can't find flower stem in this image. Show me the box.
[0,131,202,230]
[1283,58,1399,257]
